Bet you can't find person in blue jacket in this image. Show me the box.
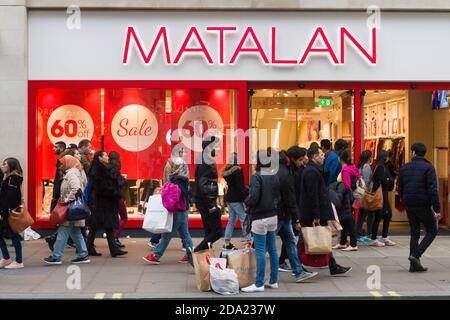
[323,139,348,186]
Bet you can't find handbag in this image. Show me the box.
[8,204,34,234]
[50,201,68,225]
[301,225,332,254]
[7,183,34,234]
[66,195,91,221]
[363,166,384,211]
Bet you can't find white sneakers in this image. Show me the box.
[4,261,24,269]
[341,246,358,252]
[264,282,278,289]
[380,237,396,246]
[0,258,12,268]
[369,239,385,247]
[332,244,348,250]
[241,284,265,293]
[369,238,396,247]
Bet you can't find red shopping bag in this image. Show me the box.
[298,241,330,268]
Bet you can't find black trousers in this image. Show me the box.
[279,243,288,265]
[194,206,223,252]
[356,208,375,237]
[406,207,438,259]
[340,217,357,247]
[86,226,119,256]
[371,206,392,240]
[300,218,338,271]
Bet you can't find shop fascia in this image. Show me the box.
[122,25,377,66]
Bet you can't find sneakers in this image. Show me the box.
[357,236,369,244]
[143,254,160,265]
[264,281,278,289]
[241,284,264,293]
[380,237,396,246]
[295,271,318,283]
[44,256,62,265]
[332,243,348,250]
[0,258,12,268]
[278,262,292,272]
[368,239,385,247]
[178,255,189,264]
[4,261,24,269]
[71,256,91,264]
[147,241,157,249]
[341,246,358,252]
[223,243,236,250]
[330,265,352,276]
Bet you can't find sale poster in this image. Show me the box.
[103,89,166,180]
[37,88,102,216]
[171,89,233,178]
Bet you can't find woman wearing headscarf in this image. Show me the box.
[44,155,90,265]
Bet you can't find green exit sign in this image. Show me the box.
[318,97,333,107]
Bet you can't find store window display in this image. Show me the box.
[35,88,238,224]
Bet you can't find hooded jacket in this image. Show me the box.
[245,170,280,221]
[221,165,247,203]
[194,138,219,210]
[170,175,192,211]
[341,164,362,191]
[276,153,300,222]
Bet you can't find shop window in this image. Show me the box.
[35,87,238,223]
[251,89,353,163]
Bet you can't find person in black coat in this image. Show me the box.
[0,158,24,269]
[368,150,396,247]
[299,147,352,276]
[398,143,440,272]
[194,136,222,252]
[86,151,127,257]
[221,152,249,250]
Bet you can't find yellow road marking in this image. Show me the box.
[112,293,123,299]
[370,291,383,297]
[94,293,105,300]
[387,291,401,297]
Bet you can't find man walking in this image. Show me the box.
[323,139,348,186]
[398,143,440,272]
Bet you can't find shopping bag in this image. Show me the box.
[328,203,343,235]
[363,186,383,211]
[67,196,91,221]
[301,225,332,255]
[226,248,256,288]
[8,204,34,234]
[193,248,215,292]
[50,201,68,225]
[142,195,173,233]
[298,240,330,268]
[210,264,239,295]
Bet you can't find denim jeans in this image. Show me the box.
[154,211,193,259]
[53,223,88,260]
[277,219,304,276]
[0,226,22,263]
[253,231,278,287]
[224,202,251,241]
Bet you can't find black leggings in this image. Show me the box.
[371,207,392,240]
[340,217,357,247]
[194,207,223,252]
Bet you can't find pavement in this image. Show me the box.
[0,235,449,299]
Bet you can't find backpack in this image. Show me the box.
[161,182,182,213]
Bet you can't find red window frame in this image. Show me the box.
[29,81,450,228]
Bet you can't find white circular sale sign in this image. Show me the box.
[111,104,158,152]
[176,105,224,152]
[47,105,94,145]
